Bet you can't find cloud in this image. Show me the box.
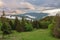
[0,0,4,7]
[15,10,26,14]
[19,2,35,10]
[0,0,60,12]
[1,0,35,10]
[1,0,60,8]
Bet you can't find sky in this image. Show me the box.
[0,0,60,13]
[0,0,60,8]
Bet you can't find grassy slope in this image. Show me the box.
[0,29,60,40]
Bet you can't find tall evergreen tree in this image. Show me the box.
[2,10,5,16]
[1,22,12,34]
[14,16,18,30]
[32,20,40,29]
[8,20,14,30]
[21,16,26,31]
[1,22,12,39]
[16,20,24,32]
[14,16,24,32]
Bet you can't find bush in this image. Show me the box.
[51,26,60,38]
[48,23,55,35]
[50,14,60,38]
[48,23,60,38]
[25,22,33,31]
[48,21,60,38]
[40,21,50,29]
[48,23,54,30]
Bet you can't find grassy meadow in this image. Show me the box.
[0,29,60,40]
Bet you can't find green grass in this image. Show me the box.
[0,29,60,40]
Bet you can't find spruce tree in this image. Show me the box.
[2,10,5,16]
[21,16,26,31]
[14,16,18,30]
[16,20,24,32]
[1,22,12,34]
[32,20,40,29]
[14,16,24,32]
[8,20,14,30]
[1,22,12,39]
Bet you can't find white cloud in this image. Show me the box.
[0,0,4,7]
[1,0,35,10]
[20,2,35,10]
[15,10,26,14]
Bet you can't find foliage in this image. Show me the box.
[21,16,26,31]
[14,17,25,32]
[39,16,53,29]
[40,21,50,29]
[1,22,12,35]
[8,20,14,30]
[25,22,33,31]
[0,16,12,35]
[32,20,40,29]
[14,16,19,30]
[50,14,60,38]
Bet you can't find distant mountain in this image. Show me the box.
[11,12,48,20]
[4,9,60,20]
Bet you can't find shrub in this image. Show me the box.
[40,21,50,29]
[25,22,33,31]
[48,23,54,30]
[51,24,60,38]
[52,27,60,38]
[48,23,55,35]
[50,14,60,38]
